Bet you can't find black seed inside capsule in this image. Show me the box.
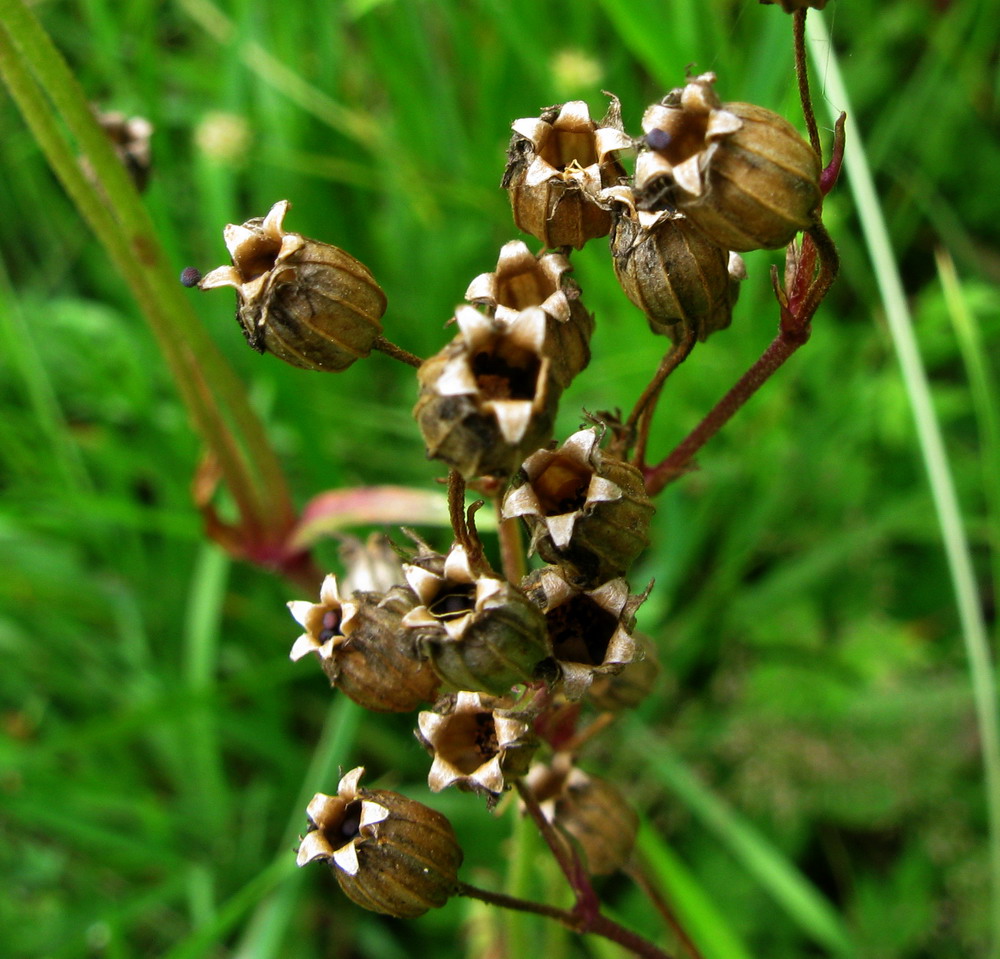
[318,609,342,643]
[429,586,476,621]
[337,800,364,843]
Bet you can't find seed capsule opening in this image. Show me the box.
[497,268,557,311]
[547,594,619,665]
[336,799,364,844]
[428,585,476,621]
[472,350,541,401]
[236,234,282,281]
[539,129,599,170]
[533,456,591,515]
[435,712,500,774]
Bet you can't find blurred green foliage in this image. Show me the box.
[1,1,998,957]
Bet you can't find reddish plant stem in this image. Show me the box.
[793,10,821,157]
[644,330,803,495]
[455,882,676,959]
[448,469,468,545]
[514,779,601,924]
[625,324,696,469]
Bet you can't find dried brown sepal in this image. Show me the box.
[466,240,594,389]
[288,576,440,712]
[402,544,551,697]
[502,98,632,249]
[586,633,661,711]
[416,690,538,803]
[413,305,560,480]
[635,74,821,252]
[609,192,745,343]
[297,767,462,918]
[199,200,386,371]
[525,755,639,876]
[522,566,648,699]
[503,428,654,586]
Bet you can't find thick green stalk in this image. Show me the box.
[0,0,295,550]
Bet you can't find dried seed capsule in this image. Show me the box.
[198,200,386,371]
[401,544,550,696]
[465,240,594,389]
[525,754,639,876]
[503,98,632,249]
[635,74,821,252]
[416,691,538,802]
[288,576,440,712]
[297,767,462,918]
[413,305,560,480]
[522,566,648,700]
[610,194,745,344]
[85,109,154,192]
[503,428,655,586]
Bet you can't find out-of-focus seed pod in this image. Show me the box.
[587,634,660,711]
[297,767,462,918]
[525,755,639,875]
[609,193,746,344]
[502,98,632,249]
[402,545,551,697]
[337,533,406,594]
[759,0,832,10]
[83,109,154,192]
[635,74,821,252]
[503,428,654,586]
[288,576,440,712]
[522,567,647,699]
[465,240,594,389]
[413,305,560,480]
[198,200,386,371]
[416,691,538,802]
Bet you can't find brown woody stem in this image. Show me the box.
[456,882,676,959]
[372,335,423,368]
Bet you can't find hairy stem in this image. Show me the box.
[372,335,423,369]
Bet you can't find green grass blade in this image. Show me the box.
[630,722,854,956]
[808,12,1000,958]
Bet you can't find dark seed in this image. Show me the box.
[179,267,202,287]
[646,128,672,152]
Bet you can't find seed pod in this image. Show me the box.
[503,98,632,249]
[416,690,538,802]
[634,74,821,252]
[522,566,648,700]
[288,576,440,712]
[610,197,745,344]
[465,240,594,389]
[525,755,639,876]
[413,305,560,480]
[198,200,386,371]
[503,428,655,586]
[401,544,550,696]
[297,767,462,918]
[85,109,154,192]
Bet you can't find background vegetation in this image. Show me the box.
[1,0,998,956]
